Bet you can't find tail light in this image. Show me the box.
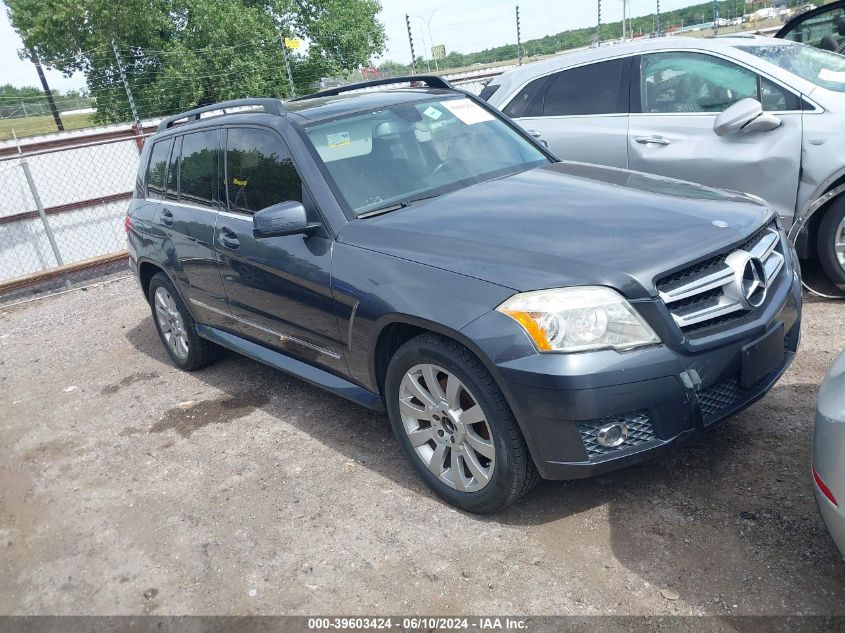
[124,215,133,235]
[813,464,838,507]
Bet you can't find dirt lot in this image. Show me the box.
[1,277,844,618]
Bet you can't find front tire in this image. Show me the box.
[147,272,218,371]
[817,197,845,288]
[385,333,538,514]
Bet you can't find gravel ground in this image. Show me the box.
[1,277,844,618]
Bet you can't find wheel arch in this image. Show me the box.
[792,172,845,258]
[371,313,501,402]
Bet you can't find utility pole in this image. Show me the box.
[713,0,719,35]
[111,40,143,151]
[516,5,523,65]
[280,36,297,98]
[596,0,602,46]
[622,0,627,41]
[30,52,63,132]
[656,0,661,35]
[405,14,417,73]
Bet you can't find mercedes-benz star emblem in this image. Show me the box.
[725,250,769,309]
[740,256,768,307]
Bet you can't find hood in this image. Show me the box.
[337,162,771,299]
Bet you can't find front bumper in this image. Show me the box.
[462,268,802,481]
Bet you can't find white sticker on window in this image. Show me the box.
[441,98,495,125]
[819,68,845,83]
[326,131,351,148]
[423,105,443,120]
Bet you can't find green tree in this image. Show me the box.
[5,0,385,123]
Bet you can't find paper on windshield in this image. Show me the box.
[441,98,495,125]
[819,68,845,83]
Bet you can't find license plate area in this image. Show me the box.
[741,322,784,389]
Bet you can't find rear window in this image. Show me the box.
[478,84,500,101]
[145,139,172,199]
[503,58,625,118]
[179,130,218,208]
[541,59,625,116]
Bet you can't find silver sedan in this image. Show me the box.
[814,350,845,559]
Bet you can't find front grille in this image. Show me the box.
[655,221,785,334]
[577,410,657,459]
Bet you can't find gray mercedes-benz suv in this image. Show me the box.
[127,77,802,513]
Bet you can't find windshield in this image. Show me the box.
[738,43,845,93]
[302,96,549,216]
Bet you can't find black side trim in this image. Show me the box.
[195,324,385,411]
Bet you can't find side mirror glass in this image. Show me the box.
[714,98,781,136]
[253,201,319,238]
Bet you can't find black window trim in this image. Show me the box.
[633,48,810,115]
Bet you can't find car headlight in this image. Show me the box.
[496,286,660,353]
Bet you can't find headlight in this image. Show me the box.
[496,286,660,353]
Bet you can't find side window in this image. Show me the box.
[178,130,218,209]
[165,136,180,201]
[540,58,625,116]
[225,128,303,215]
[641,52,757,113]
[760,77,801,112]
[145,139,172,199]
[502,76,547,118]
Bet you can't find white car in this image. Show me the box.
[482,36,845,289]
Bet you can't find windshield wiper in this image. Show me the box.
[357,193,440,219]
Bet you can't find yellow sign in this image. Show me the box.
[284,37,302,50]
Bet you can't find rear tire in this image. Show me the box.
[384,333,538,514]
[147,272,218,371]
[817,197,845,288]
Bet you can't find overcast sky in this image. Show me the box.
[1,0,710,92]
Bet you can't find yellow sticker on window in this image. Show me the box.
[233,178,248,186]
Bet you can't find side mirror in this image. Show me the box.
[253,201,320,238]
[714,98,781,137]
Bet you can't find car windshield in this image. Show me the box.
[737,42,845,93]
[301,96,550,216]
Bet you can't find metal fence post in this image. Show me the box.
[14,132,71,289]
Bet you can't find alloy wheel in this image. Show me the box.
[398,363,496,492]
[154,287,189,361]
[835,216,845,271]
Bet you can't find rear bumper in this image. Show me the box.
[463,269,802,481]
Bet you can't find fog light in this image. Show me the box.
[596,422,628,448]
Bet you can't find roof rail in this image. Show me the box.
[291,75,455,102]
[157,98,285,132]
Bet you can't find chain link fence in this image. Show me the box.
[0,130,149,300]
[0,74,492,302]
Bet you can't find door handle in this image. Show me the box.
[634,135,671,146]
[160,208,174,226]
[218,227,240,250]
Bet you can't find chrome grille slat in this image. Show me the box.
[656,222,785,333]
